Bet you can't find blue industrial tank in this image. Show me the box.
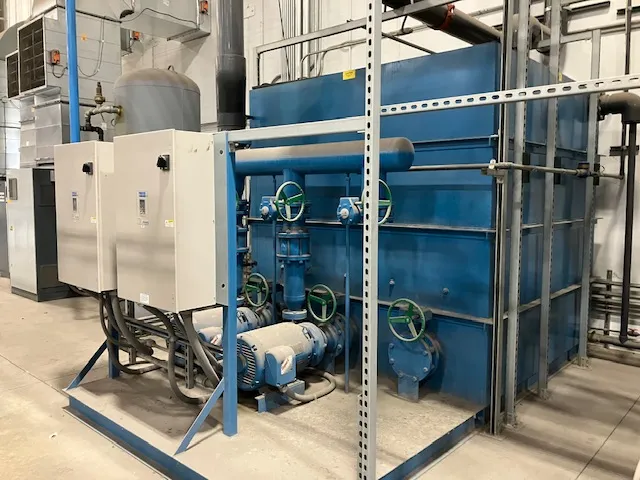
[247,43,588,406]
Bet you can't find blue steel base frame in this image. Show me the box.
[65,134,240,463]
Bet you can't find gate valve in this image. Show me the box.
[307,284,337,323]
[387,298,430,342]
[275,181,306,222]
[243,273,270,308]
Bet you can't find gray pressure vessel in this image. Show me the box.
[113,68,201,135]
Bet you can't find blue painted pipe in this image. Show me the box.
[344,175,351,393]
[235,138,414,176]
[65,0,81,143]
[278,170,310,319]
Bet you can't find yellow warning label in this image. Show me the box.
[343,70,356,81]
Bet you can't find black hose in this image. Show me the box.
[145,306,209,405]
[109,293,153,356]
[102,295,159,375]
[70,285,99,299]
[180,312,221,386]
[279,370,336,403]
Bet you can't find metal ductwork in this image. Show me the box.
[216,0,247,131]
[381,1,501,45]
[31,0,118,20]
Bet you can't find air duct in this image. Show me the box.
[217,0,246,131]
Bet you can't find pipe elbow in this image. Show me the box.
[599,92,640,124]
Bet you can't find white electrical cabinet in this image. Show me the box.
[54,141,116,293]
[114,130,216,313]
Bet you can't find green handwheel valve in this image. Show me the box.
[387,298,426,342]
[275,181,306,222]
[307,284,337,323]
[360,179,393,225]
[244,273,270,308]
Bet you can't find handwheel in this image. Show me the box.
[307,284,337,323]
[387,298,426,342]
[244,273,270,308]
[275,181,306,222]
[361,179,393,225]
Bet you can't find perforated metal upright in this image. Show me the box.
[358,0,382,477]
[505,0,531,426]
[538,0,562,397]
[490,0,514,436]
[578,30,602,365]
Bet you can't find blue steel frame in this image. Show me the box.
[176,132,239,451]
[66,135,240,456]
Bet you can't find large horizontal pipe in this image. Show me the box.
[381,1,501,45]
[590,332,640,349]
[235,138,414,175]
[592,277,640,288]
[588,344,640,368]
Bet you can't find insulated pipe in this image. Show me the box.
[381,1,501,45]
[600,93,640,124]
[599,93,640,344]
[217,0,246,130]
[622,123,637,344]
[65,0,80,143]
[589,331,640,350]
[235,138,414,176]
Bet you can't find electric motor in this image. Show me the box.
[237,322,326,391]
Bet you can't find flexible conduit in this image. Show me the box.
[280,370,336,402]
[145,306,210,405]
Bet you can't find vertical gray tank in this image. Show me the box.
[113,69,201,135]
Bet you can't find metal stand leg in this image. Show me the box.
[538,0,562,399]
[175,381,225,455]
[578,30,601,367]
[505,0,531,427]
[67,341,108,390]
[358,0,382,477]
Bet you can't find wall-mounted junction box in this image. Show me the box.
[114,129,216,313]
[54,141,116,293]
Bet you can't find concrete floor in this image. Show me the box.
[1,276,639,479]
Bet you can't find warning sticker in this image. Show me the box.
[343,70,356,81]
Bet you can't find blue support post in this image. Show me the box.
[176,134,238,452]
[272,175,278,323]
[222,136,238,437]
[344,174,351,393]
[65,0,81,143]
